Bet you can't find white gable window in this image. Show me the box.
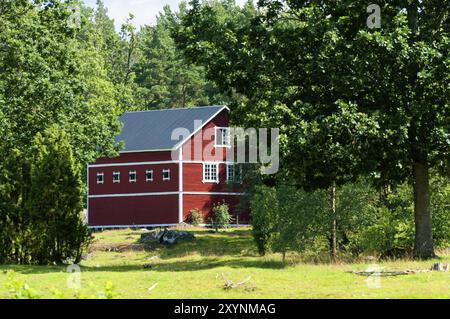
[162,169,171,181]
[113,171,120,183]
[215,127,231,147]
[96,172,104,184]
[129,170,137,183]
[146,170,153,182]
[203,163,219,183]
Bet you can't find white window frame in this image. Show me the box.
[215,127,231,147]
[96,172,104,185]
[203,163,219,183]
[145,169,154,182]
[226,164,243,184]
[113,171,120,183]
[226,164,234,182]
[129,170,137,183]
[162,169,171,181]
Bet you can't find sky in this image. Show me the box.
[83,0,249,30]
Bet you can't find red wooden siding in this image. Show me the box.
[95,151,173,164]
[89,195,179,226]
[183,163,241,193]
[89,163,179,195]
[182,110,229,162]
[87,108,250,228]
[183,194,249,224]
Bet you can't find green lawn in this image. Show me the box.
[0,227,448,299]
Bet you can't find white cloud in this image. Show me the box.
[83,0,249,30]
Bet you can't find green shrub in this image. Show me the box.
[210,202,232,231]
[186,208,203,226]
[250,186,278,255]
[4,271,39,299]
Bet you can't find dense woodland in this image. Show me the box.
[0,0,448,264]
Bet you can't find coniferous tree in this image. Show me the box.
[27,125,92,264]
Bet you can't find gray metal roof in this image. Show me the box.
[116,105,228,152]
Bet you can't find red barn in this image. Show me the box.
[87,105,248,228]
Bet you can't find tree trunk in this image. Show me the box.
[412,162,435,259]
[330,183,337,263]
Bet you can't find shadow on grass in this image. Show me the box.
[2,258,285,275]
[137,229,258,259]
[0,229,284,275]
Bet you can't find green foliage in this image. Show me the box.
[251,177,450,260]
[430,175,450,248]
[0,125,92,265]
[134,5,226,109]
[186,208,204,226]
[3,270,117,299]
[210,202,232,231]
[27,125,93,264]
[249,186,278,256]
[175,0,450,258]
[350,206,414,258]
[4,271,39,299]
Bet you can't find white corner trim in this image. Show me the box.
[178,148,183,224]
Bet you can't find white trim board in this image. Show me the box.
[88,191,245,199]
[89,160,235,168]
[178,148,183,223]
[88,223,250,230]
[88,160,177,168]
[183,192,245,196]
[89,192,179,199]
[88,223,179,229]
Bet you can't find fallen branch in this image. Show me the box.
[220,273,252,290]
[148,283,158,293]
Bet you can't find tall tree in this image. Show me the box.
[0,0,121,263]
[175,0,449,258]
[28,125,91,264]
[134,4,226,109]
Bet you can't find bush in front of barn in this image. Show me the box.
[186,208,203,226]
[209,202,232,232]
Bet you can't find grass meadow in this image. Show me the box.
[0,227,448,299]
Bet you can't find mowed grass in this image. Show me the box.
[0,227,448,299]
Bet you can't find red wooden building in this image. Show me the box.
[87,105,248,228]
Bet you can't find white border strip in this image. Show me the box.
[88,160,177,168]
[183,191,245,196]
[88,191,245,199]
[88,222,249,230]
[89,192,179,199]
[88,160,235,168]
[89,223,179,229]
